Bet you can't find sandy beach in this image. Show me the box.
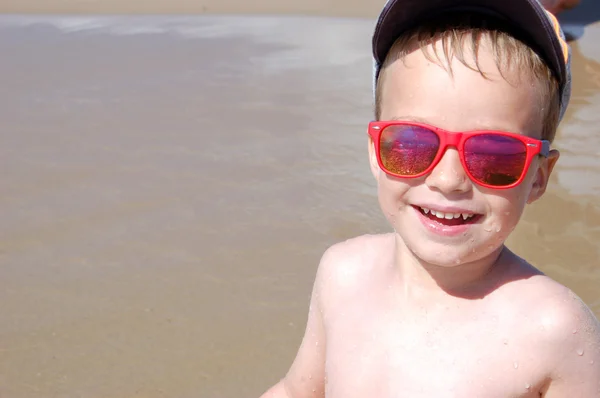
[0,1,598,397]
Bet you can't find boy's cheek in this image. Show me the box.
[376,182,401,226]
[376,177,412,212]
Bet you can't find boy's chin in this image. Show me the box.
[406,239,502,268]
[411,252,471,268]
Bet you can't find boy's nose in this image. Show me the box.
[424,148,472,194]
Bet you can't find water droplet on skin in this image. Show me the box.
[495,227,502,232]
[503,339,508,345]
[309,375,313,380]
[484,226,493,232]
[573,329,578,334]
[591,360,595,365]
[315,341,319,347]
[577,348,585,356]
[525,383,531,390]
[455,259,461,265]
[514,362,519,369]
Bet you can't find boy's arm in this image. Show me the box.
[260,249,332,398]
[542,297,600,397]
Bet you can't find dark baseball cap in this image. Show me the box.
[372,0,572,120]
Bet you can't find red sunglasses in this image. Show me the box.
[368,121,550,189]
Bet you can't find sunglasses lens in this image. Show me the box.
[379,125,439,176]
[464,134,527,186]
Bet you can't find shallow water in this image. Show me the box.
[0,15,598,398]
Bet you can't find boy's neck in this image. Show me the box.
[392,234,507,301]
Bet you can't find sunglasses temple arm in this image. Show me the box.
[540,140,551,157]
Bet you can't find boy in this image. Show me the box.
[261,0,600,396]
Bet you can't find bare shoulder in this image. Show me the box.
[317,233,393,280]
[509,270,598,336]
[314,234,394,308]
[532,277,599,346]
[497,263,600,394]
[498,264,599,343]
[532,278,600,395]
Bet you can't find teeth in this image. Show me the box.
[420,207,475,221]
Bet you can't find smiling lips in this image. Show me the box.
[415,206,480,226]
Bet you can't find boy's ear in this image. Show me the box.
[368,137,381,181]
[527,149,560,204]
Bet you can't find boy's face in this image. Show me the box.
[370,38,559,266]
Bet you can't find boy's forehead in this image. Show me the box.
[379,44,545,136]
[381,33,538,86]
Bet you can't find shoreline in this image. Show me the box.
[0,1,381,18]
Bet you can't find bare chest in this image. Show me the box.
[324,307,548,398]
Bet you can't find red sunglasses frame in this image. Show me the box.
[368,120,550,189]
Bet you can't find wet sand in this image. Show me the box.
[0,3,599,398]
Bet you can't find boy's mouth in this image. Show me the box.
[414,206,481,226]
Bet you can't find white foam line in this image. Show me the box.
[0,15,374,71]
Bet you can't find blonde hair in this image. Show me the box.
[374,13,561,142]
